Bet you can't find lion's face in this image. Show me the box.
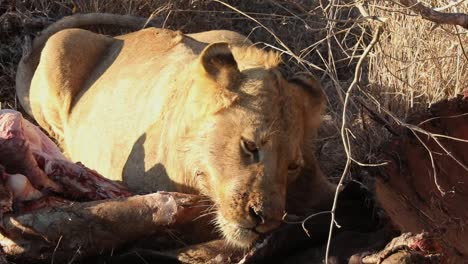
[186,43,325,248]
[200,108,302,247]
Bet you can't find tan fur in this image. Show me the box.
[16,13,336,248]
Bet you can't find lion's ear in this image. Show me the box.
[199,42,241,90]
[289,73,325,114]
[289,73,326,136]
[289,73,325,105]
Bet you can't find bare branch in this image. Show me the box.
[396,0,468,29]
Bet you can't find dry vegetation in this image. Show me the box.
[368,1,467,114]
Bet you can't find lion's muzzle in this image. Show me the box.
[217,186,285,248]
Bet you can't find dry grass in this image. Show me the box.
[367,0,467,114]
[0,0,466,180]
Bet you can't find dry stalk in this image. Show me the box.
[321,0,346,104]
[434,0,467,12]
[454,25,468,61]
[142,5,170,29]
[324,24,383,264]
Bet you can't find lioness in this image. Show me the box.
[16,13,336,248]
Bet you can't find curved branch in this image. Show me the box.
[397,0,468,29]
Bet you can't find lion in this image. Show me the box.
[16,13,336,248]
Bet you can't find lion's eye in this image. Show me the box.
[241,138,258,154]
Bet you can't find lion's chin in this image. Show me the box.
[222,224,259,248]
[216,214,259,248]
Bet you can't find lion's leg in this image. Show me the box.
[29,28,113,142]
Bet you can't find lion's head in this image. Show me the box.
[179,43,327,248]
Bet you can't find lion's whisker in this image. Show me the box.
[193,211,218,221]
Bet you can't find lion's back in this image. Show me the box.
[61,28,202,185]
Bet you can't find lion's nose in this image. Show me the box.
[249,207,265,226]
[248,206,281,234]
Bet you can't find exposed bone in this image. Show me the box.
[4,173,43,201]
[0,110,61,192]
